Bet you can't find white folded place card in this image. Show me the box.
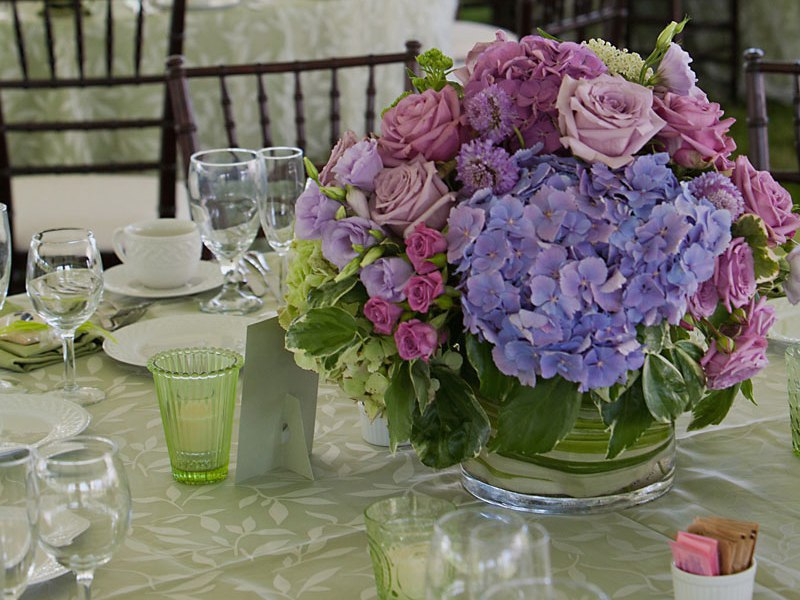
[234,316,318,483]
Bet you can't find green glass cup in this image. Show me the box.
[786,344,800,457]
[147,347,244,484]
[364,494,455,600]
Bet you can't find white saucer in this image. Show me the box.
[103,262,223,299]
[0,393,91,447]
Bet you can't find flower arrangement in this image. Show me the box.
[280,20,799,470]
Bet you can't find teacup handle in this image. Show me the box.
[111,227,128,263]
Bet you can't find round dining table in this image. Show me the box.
[0,281,795,599]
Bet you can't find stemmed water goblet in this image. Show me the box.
[257,146,304,304]
[0,203,21,393]
[35,436,132,600]
[188,148,265,314]
[26,228,105,406]
[0,445,38,599]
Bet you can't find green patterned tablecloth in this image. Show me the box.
[0,290,794,599]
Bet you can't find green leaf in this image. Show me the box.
[740,378,756,404]
[465,334,517,401]
[285,307,357,357]
[642,353,688,422]
[306,276,360,308]
[493,376,582,456]
[385,361,415,451]
[732,214,780,283]
[665,346,706,409]
[674,340,704,362]
[410,366,490,468]
[410,360,433,410]
[688,384,740,430]
[640,323,669,354]
[601,382,655,459]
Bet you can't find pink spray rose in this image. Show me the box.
[733,155,800,246]
[556,74,666,169]
[713,237,756,312]
[363,297,404,335]
[319,130,359,186]
[404,271,444,313]
[370,156,456,238]
[377,86,464,167]
[406,224,447,274]
[701,297,775,390]
[653,91,736,171]
[394,319,438,361]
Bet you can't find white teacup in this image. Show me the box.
[112,219,201,289]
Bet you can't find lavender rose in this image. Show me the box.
[653,92,736,171]
[404,271,444,313]
[332,138,383,192]
[320,217,377,268]
[701,297,775,389]
[733,156,800,246]
[319,130,359,186]
[363,297,403,335]
[687,278,719,319]
[360,257,413,302]
[713,237,756,312]
[406,224,447,274]
[295,180,340,240]
[394,319,438,361]
[370,156,456,238]
[377,86,464,167]
[556,74,666,169]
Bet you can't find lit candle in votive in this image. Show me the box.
[177,399,214,454]
[386,541,430,600]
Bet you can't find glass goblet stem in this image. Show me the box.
[276,251,288,304]
[75,569,94,600]
[59,329,79,394]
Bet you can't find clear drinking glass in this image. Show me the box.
[0,204,20,393]
[26,228,105,406]
[36,436,132,600]
[0,445,38,599]
[188,148,266,314]
[425,507,550,600]
[257,146,304,304]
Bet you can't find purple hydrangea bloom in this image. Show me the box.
[360,257,414,302]
[456,139,520,196]
[320,217,378,268]
[332,138,383,192]
[687,172,745,219]
[295,180,341,240]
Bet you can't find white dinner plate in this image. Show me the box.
[29,548,69,585]
[103,314,257,367]
[768,296,800,343]
[103,261,223,299]
[0,393,91,447]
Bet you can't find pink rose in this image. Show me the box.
[363,297,403,335]
[370,156,456,238]
[733,156,800,246]
[653,92,736,171]
[394,319,438,361]
[688,278,719,319]
[556,74,666,169]
[406,224,447,274]
[713,238,756,312]
[404,271,444,313]
[701,297,775,389]
[377,86,464,167]
[319,130,359,186]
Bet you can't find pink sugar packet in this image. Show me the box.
[670,531,720,576]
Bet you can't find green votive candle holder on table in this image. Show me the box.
[147,347,243,484]
[364,494,455,600]
[785,345,800,457]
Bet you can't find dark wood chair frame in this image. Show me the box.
[515,0,628,47]
[0,0,187,286]
[744,47,800,185]
[165,40,421,180]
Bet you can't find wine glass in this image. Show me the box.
[26,228,105,406]
[36,436,132,600]
[257,146,304,304]
[188,148,265,314]
[0,445,38,599]
[0,203,21,393]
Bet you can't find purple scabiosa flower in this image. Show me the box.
[360,257,414,302]
[456,139,520,196]
[295,180,341,240]
[687,172,744,219]
[465,84,517,144]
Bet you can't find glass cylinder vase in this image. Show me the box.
[461,398,675,514]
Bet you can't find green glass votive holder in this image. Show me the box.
[147,347,244,484]
[786,345,800,457]
[364,494,455,600]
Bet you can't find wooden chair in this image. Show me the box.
[0,0,187,290]
[515,0,628,47]
[744,48,800,185]
[165,41,421,180]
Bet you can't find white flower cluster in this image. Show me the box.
[584,39,652,82]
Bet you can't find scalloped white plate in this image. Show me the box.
[104,261,223,299]
[0,394,91,447]
[29,548,69,585]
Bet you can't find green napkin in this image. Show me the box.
[0,303,105,373]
